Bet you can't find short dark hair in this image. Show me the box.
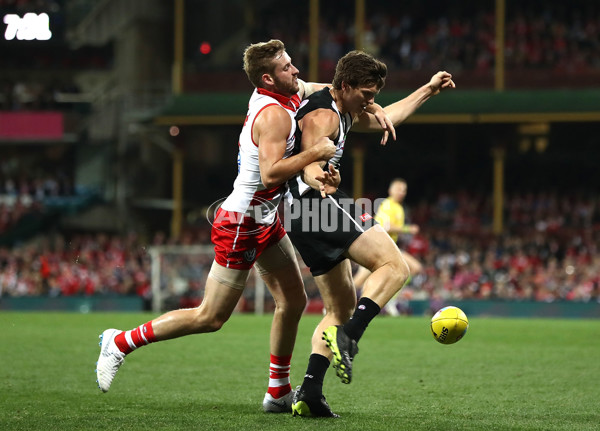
[243,39,286,88]
[332,50,387,90]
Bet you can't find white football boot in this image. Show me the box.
[262,389,295,413]
[96,328,126,392]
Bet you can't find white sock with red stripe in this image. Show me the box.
[113,322,157,355]
[267,354,292,399]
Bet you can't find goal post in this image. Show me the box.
[148,245,266,314]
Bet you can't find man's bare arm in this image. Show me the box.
[298,79,330,99]
[352,71,456,132]
[298,109,340,192]
[257,106,336,189]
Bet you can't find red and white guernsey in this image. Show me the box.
[220,87,301,224]
[212,87,301,270]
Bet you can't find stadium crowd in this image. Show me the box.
[2,0,599,308]
[0,174,73,235]
[398,190,600,302]
[0,232,153,298]
[2,191,599,305]
[248,1,600,76]
[0,161,77,234]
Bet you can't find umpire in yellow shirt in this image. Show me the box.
[353,178,423,314]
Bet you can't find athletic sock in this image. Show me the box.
[113,322,157,355]
[267,354,292,399]
[301,353,330,396]
[342,297,381,343]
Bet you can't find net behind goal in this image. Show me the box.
[148,245,268,313]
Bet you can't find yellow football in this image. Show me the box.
[430,306,469,344]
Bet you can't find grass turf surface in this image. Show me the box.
[1,312,599,431]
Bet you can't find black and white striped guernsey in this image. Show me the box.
[286,88,353,200]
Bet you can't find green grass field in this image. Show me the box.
[1,312,599,431]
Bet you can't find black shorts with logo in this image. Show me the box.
[284,188,376,276]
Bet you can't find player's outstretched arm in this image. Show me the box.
[353,71,456,135]
[257,106,336,189]
[382,71,455,125]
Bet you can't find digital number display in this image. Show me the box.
[3,13,52,41]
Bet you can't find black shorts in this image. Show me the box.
[285,189,376,276]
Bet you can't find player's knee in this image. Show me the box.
[192,308,230,333]
[205,316,228,332]
[390,259,411,288]
[294,291,309,315]
[274,289,307,318]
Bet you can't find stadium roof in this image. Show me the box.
[153,89,600,126]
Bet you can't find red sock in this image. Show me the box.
[267,354,292,399]
[114,322,157,354]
